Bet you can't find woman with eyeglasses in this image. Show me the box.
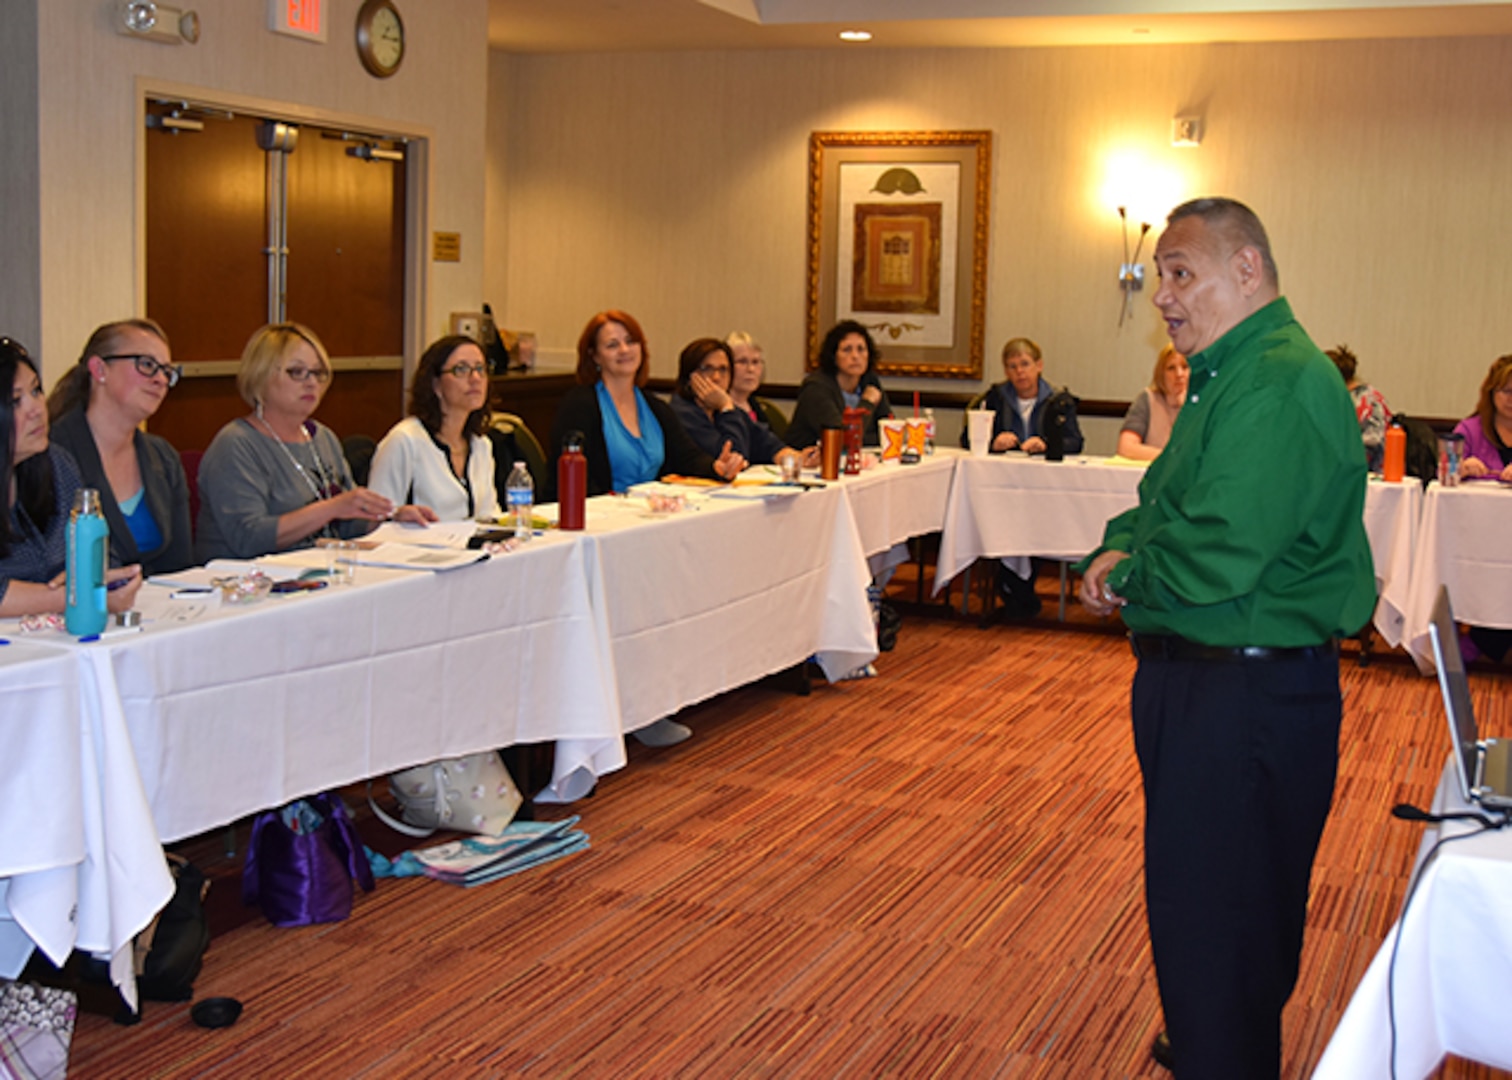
[46,318,193,576]
[1,337,142,616]
[196,322,435,561]
[368,335,500,521]
[671,337,809,468]
[1456,354,1512,482]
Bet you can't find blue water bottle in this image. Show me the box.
[65,488,109,635]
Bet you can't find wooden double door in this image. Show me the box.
[144,101,408,451]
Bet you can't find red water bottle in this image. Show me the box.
[842,407,865,475]
[557,432,587,530]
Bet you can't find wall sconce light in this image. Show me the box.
[1118,206,1151,327]
[119,2,201,45]
[1171,116,1202,148]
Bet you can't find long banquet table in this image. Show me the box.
[0,449,1495,1010]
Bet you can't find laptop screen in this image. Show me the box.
[1427,586,1482,801]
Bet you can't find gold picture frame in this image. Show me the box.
[806,130,991,380]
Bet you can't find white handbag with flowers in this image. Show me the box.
[369,752,522,838]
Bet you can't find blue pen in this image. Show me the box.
[77,634,101,643]
[0,638,10,645]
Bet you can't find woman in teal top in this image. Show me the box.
[545,310,746,499]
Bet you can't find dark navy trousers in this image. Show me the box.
[1132,651,1341,1080]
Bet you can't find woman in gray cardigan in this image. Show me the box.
[196,323,434,562]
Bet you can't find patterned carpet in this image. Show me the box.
[66,611,1512,1079]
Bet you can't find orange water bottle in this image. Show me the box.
[1382,421,1406,482]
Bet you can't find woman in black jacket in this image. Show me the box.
[546,310,745,499]
[784,320,893,451]
[46,318,193,576]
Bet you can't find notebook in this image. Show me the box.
[1427,586,1512,809]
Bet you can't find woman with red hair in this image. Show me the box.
[545,310,745,499]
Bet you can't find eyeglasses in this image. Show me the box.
[284,366,331,384]
[442,362,489,379]
[696,364,731,377]
[101,353,182,387]
[1495,386,1512,398]
[733,357,764,368]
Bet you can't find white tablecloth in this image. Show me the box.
[1312,756,1512,1079]
[835,451,961,559]
[1400,482,1512,669]
[935,456,1421,643]
[577,485,877,734]
[0,641,172,1010]
[112,535,623,837]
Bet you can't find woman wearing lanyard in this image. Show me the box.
[370,335,500,522]
[196,322,434,562]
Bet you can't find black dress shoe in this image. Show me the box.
[1151,1030,1174,1071]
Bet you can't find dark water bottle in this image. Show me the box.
[557,432,587,531]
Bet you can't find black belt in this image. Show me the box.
[1129,633,1339,663]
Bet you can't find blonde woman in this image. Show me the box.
[47,318,193,576]
[1117,345,1189,461]
[196,323,433,561]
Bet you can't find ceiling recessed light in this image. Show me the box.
[839,30,872,42]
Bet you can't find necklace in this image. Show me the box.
[252,414,334,504]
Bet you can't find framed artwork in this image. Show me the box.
[806,130,991,380]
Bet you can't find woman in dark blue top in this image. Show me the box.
[670,338,807,468]
[0,337,142,617]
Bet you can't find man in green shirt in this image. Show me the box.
[1080,198,1374,1078]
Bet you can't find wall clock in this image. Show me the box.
[356,0,404,79]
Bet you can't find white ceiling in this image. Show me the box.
[487,0,1512,52]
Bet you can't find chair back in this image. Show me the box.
[178,449,203,539]
[341,434,377,488]
[753,396,790,439]
[490,412,548,489]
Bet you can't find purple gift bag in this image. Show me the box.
[242,793,376,927]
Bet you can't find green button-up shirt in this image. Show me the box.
[1092,297,1376,647]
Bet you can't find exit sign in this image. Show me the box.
[270,0,327,42]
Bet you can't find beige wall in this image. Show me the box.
[7,0,488,386]
[491,35,1512,421]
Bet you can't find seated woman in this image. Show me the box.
[46,318,193,576]
[196,323,433,562]
[1456,354,1512,482]
[671,338,808,468]
[369,335,500,522]
[1327,344,1392,473]
[726,331,771,428]
[546,310,745,500]
[965,337,1084,455]
[1454,354,1512,664]
[1117,344,1189,461]
[0,337,141,616]
[784,320,893,450]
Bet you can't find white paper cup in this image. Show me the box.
[968,410,995,457]
[877,418,906,460]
